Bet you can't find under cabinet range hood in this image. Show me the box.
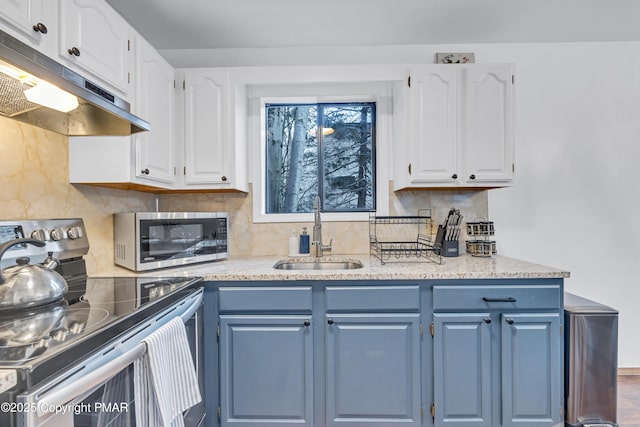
[0,29,149,136]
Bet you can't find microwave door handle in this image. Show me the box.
[34,343,146,418]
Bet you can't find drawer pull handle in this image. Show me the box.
[482,297,516,303]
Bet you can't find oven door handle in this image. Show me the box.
[36,343,146,418]
[35,290,203,418]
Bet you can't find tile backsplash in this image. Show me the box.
[160,184,489,257]
[1,117,488,274]
[0,117,156,274]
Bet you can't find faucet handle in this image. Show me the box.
[322,238,333,252]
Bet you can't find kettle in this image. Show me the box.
[0,238,68,310]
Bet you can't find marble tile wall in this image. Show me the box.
[160,185,489,257]
[1,116,488,272]
[0,117,156,274]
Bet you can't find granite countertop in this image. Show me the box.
[96,254,570,281]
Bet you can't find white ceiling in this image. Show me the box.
[106,0,640,50]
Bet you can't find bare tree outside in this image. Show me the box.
[266,103,375,214]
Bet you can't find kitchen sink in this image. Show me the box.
[273,259,364,270]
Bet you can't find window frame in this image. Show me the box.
[265,101,377,214]
[249,82,391,223]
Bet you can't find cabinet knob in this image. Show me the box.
[327,318,334,325]
[483,317,491,324]
[67,47,81,57]
[141,168,150,175]
[469,174,476,180]
[221,176,228,182]
[506,318,514,325]
[32,22,48,34]
[303,320,311,327]
[452,173,458,180]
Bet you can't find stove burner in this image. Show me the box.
[0,300,67,347]
[0,305,109,362]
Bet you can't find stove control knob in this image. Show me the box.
[67,226,84,240]
[30,229,49,241]
[50,228,66,241]
[52,329,67,341]
[69,322,85,334]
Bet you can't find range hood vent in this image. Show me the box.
[0,29,149,136]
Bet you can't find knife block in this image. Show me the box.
[436,225,459,257]
[441,240,459,257]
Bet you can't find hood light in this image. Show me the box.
[23,80,79,113]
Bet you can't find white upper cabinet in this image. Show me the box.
[180,68,248,191]
[69,34,176,190]
[395,64,514,190]
[133,35,176,186]
[406,67,458,184]
[183,69,227,185]
[59,0,133,99]
[460,65,514,185]
[0,0,57,57]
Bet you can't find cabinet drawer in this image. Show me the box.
[326,285,420,312]
[433,285,561,311]
[219,286,312,313]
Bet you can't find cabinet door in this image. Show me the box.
[501,313,562,427]
[59,0,132,96]
[433,313,492,427]
[183,69,229,186]
[325,313,421,426]
[407,67,458,184]
[0,0,52,51]
[219,315,313,427]
[460,65,514,184]
[133,36,175,185]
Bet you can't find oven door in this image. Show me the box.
[16,290,204,427]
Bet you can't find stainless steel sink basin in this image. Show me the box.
[273,260,364,270]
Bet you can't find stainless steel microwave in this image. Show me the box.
[114,212,228,271]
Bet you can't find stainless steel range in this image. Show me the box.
[0,219,205,427]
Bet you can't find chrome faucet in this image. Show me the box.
[312,195,332,257]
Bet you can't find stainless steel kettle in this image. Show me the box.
[0,238,68,310]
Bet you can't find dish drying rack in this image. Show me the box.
[369,210,442,265]
[465,220,497,257]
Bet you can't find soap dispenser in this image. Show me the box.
[299,227,310,255]
[288,230,298,256]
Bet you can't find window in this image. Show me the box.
[265,102,376,214]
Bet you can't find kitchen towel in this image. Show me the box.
[133,317,202,427]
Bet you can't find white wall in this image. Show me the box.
[163,41,640,367]
[486,43,640,369]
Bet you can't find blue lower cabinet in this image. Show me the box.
[432,312,563,427]
[219,315,314,426]
[501,313,562,427]
[325,313,421,426]
[433,313,492,427]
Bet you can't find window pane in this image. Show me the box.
[266,105,318,213]
[265,102,375,214]
[321,104,375,211]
